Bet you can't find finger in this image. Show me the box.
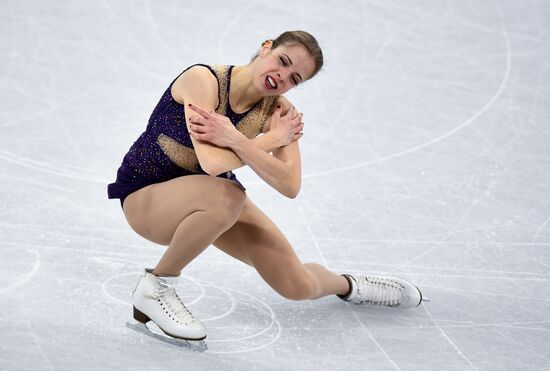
[292,113,302,124]
[292,132,303,141]
[189,123,206,134]
[281,105,292,117]
[290,107,301,120]
[191,130,208,141]
[187,103,212,118]
[288,106,297,118]
[188,116,207,125]
[193,133,204,140]
[289,110,301,121]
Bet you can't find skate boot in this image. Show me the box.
[337,273,423,308]
[132,268,207,341]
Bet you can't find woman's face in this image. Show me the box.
[254,41,316,95]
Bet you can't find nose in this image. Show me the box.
[276,71,288,84]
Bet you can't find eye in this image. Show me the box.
[279,56,298,85]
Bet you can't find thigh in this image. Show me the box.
[212,196,311,297]
[123,174,246,245]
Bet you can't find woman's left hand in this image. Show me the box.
[187,103,244,148]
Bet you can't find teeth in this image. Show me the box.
[267,76,276,89]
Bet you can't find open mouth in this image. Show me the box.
[264,75,278,90]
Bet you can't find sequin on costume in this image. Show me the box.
[107,63,279,208]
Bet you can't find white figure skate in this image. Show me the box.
[337,273,424,308]
[129,268,207,343]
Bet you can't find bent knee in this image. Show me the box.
[205,179,246,226]
[278,275,317,301]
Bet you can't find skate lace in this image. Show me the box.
[355,276,403,307]
[156,281,194,324]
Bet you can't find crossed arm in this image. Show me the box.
[189,96,303,198]
[172,66,303,198]
[189,99,290,175]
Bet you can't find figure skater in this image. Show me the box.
[107,30,424,342]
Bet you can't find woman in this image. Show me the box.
[107,31,423,342]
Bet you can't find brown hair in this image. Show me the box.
[251,30,324,80]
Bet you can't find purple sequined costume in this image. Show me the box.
[107,63,278,209]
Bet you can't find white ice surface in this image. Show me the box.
[1,0,549,370]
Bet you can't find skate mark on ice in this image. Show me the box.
[295,198,403,370]
[422,304,479,370]
[195,285,282,354]
[530,213,550,275]
[0,249,40,294]
[199,285,238,321]
[0,149,107,182]
[242,7,512,185]
[26,321,56,370]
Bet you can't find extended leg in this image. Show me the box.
[212,196,423,307]
[302,263,351,299]
[213,196,349,300]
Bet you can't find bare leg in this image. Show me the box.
[303,263,351,300]
[122,174,246,277]
[153,209,241,276]
[213,196,352,301]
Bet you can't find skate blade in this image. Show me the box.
[125,321,208,352]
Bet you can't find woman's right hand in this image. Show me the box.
[269,105,304,147]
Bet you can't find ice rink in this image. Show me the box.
[1,0,549,370]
